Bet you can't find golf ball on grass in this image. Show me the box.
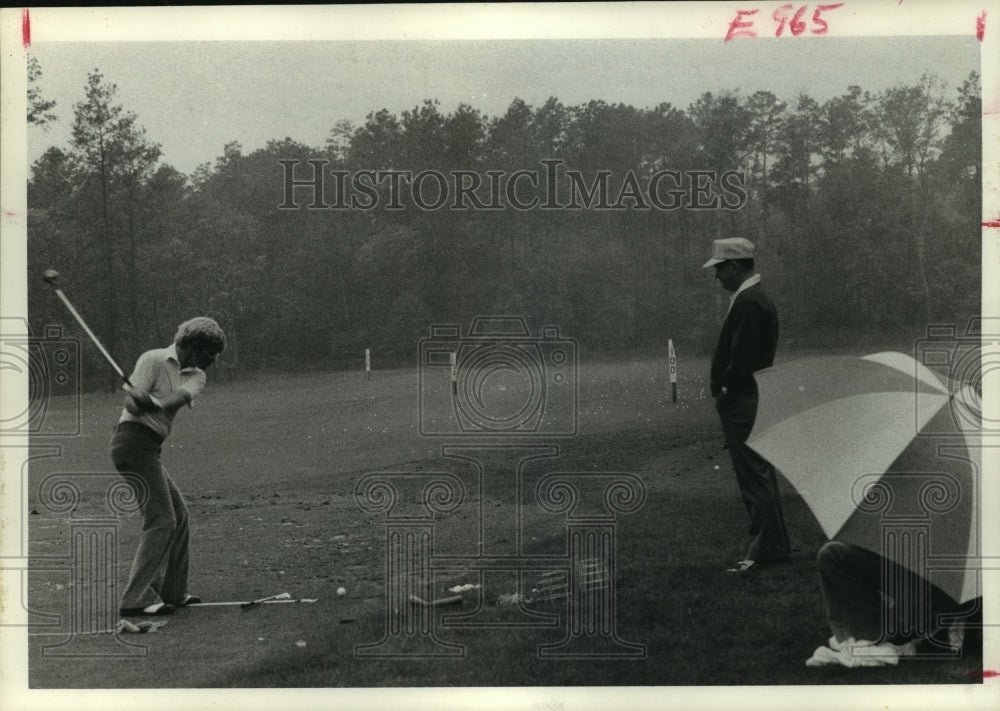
[337,587,346,596]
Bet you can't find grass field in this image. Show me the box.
[21,354,987,695]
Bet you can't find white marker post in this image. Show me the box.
[668,339,678,403]
[450,351,457,396]
[365,348,371,381]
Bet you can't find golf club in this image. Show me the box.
[240,592,293,610]
[42,269,133,387]
[186,595,318,608]
[407,593,463,607]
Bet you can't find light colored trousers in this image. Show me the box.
[111,422,190,609]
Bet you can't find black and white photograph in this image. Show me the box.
[1,3,998,710]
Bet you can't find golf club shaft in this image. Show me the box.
[190,598,317,607]
[408,593,463,607]
[52,287,132,386]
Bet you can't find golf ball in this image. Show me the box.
[337,587,346,596]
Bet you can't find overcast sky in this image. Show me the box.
[27,35,980,177]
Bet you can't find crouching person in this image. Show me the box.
[807,541,978,667]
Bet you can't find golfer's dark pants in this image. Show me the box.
[111,422,190,609]
[817,541,959,644]
[715,389,790,562]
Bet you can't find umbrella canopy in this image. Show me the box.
[748,352,981,603]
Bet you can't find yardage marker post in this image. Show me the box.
[668,339,677,403]
[365,348,371,381]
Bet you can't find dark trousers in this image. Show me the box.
[716,389,791,561]
[110,422,190,609]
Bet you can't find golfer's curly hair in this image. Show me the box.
[174,317,226,354]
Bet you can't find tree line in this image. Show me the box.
[27,61,981,387]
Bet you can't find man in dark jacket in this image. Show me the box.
[703,238,790,572]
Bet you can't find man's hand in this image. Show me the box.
[123,384,162,413]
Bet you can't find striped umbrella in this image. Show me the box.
[748,352,981,604]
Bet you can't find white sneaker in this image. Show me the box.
[848,639,902,666]
[725,559,756,573]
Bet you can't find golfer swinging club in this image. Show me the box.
[112,317,226,616]
[703,238,790,573]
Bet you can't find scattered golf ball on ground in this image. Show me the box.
[337,587,346,596]
[295,640,307,648]
[714,465,720,470]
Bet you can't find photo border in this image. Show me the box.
[2,3,997,710]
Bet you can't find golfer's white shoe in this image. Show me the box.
[725,559,756,573]
[119,602,175,617]
[171,594,201,607]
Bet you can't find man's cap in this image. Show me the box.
[702,237,756,268]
